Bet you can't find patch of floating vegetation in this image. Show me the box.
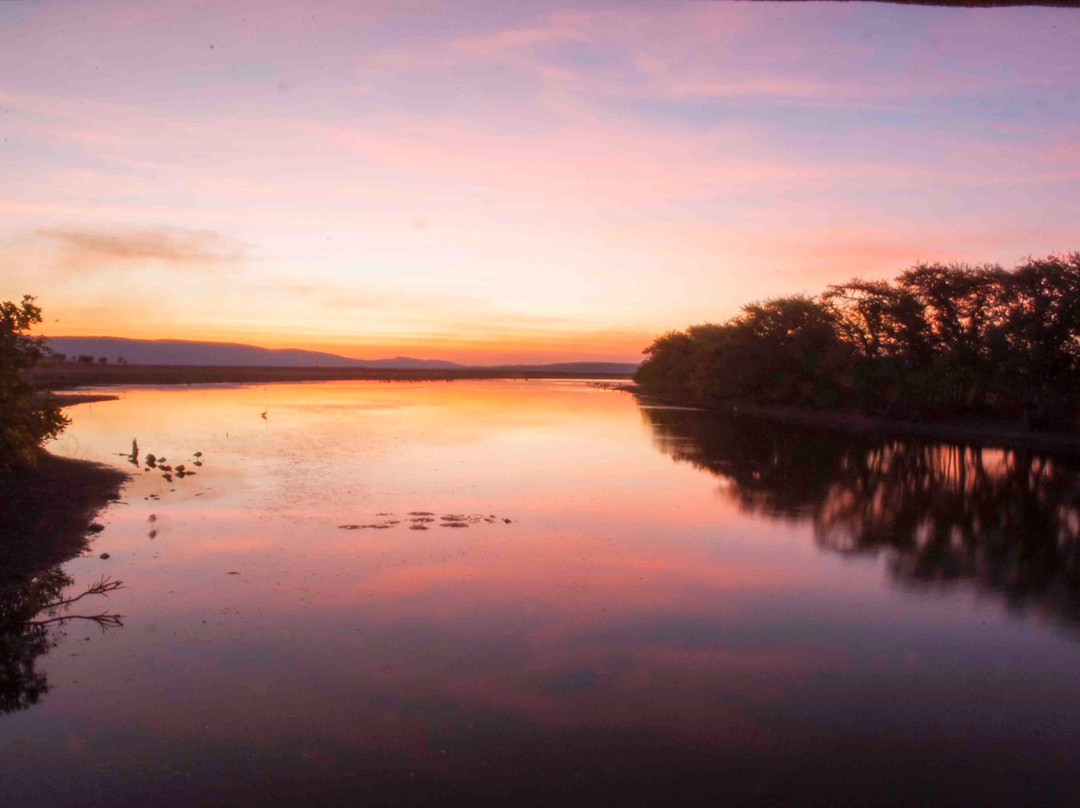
[337,511,514,531]
[132,445,207,499]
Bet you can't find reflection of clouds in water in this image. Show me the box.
[643,405,1080,628]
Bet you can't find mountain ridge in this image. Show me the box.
[43,336,639,374]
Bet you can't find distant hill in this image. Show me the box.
[43,337,638,374]
[44,337,462,369]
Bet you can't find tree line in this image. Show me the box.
[635,253,1080,430]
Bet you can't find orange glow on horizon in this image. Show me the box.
[34,320,655,365]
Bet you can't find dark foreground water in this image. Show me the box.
[4,380,1080,806]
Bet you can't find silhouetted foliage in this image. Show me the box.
[637,296,853,408]
[0,297,69,473]
[636,254,1080,430]
[76,354,93,364]
[643,406,1080,626]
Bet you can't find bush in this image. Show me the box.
[636,253,1080,429]
[0,297,69,473]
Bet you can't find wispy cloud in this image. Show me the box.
[33,227,247,274]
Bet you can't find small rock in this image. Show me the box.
[99,553,110,560]
[87,523,105,533]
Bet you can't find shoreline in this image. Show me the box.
[2,395,128,587]
[0,451,128,588]
[620,383,1080,456]
[28,363,634,390]
[35,392,121,408]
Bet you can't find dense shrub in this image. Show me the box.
[635,253,1080,429]
[0,297,69,473]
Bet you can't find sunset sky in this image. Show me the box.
[2,1,1079,364]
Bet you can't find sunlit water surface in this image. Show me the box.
[5,380,1080,806]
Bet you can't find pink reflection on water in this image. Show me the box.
[25,380,964,765]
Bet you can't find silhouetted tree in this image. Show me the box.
[636,297,852,408]
[636,253,1080,430]
[0,297,69,473]
[725,296,852,408]
[999,255,1080,428]
[635,330,704,402]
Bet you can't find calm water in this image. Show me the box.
[5,380,1080,806]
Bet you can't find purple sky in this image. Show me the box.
[1,1,1078,362]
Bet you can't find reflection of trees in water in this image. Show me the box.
[642,405,1080,620]
[0,570,123,715]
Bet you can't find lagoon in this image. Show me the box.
[4,379,1080,806]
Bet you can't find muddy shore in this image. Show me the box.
[0,452,127,587]
[2,395,128,587]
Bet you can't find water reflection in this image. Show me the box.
[11,382,1080,805]
[643,406,1080,622]
[0,570,123,715]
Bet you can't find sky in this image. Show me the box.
[1,1,1079,364]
